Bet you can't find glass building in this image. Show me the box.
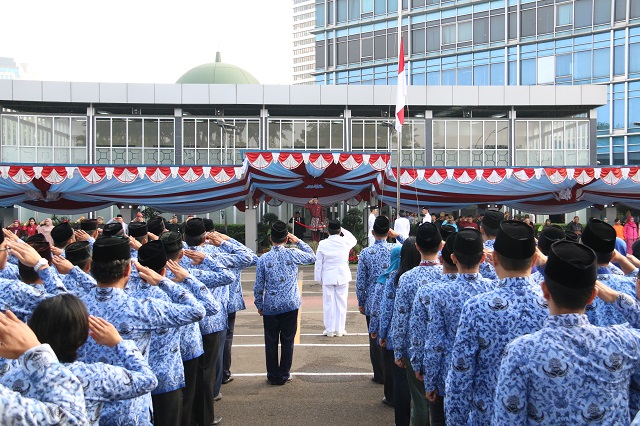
[312,0,640,166]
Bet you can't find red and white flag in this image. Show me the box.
[395,37,407,133]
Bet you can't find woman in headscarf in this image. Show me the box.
[624,216,638,254]
[36,218,54,246]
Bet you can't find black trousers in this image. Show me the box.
[365,315,384,382]
[151,389,182,426]
[223,312,237,380]
[194,331,224,426]
[380,344,394,403]
[181,357,199,426]
[391,353,411,426]
[429,398,446,426]
[263,309,298,384]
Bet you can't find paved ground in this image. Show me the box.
[215,265,395,425]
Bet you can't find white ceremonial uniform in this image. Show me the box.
[314,228,357,334]
[394,217,411,239]
[368,213,376,247]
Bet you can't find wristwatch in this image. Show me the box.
[33,258,48,272]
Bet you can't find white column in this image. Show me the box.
[245,198,259,253]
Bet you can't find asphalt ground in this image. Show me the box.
[215,265,395,426]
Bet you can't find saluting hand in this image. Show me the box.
[147,232,159,241]
[7,242,45,269]
[2,229,19,243]
[74,230,90,242]
[167,259,188,282]
[183,249,205,265]
[128,236,142,251]
[0,310,40,359]
[134,261,163,286]
[89,316,123,348]
[52,255,74,274]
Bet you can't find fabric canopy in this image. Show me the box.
[0,154,639,214]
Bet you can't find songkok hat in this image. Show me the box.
[138,240,167,273]
[25,234,46,243]
[328,220,341,232]
[537,226,566,255]
[565,230,579,242]
[416,222,442,251]
[421,206,429,211]
[160,231,183,255]
[203,218,215,232]
[147,217,166,237]
[271,221,288,240]
[494,220,535,259]
[581,219,616,254]
[369,205,378,211]
[92,237,130,263]
[632,239,640,259]
[184,218,205,237]
[102,222,124,237]
[128,222,148,238]
[80,219,98,232]
[51,222,74,246]
[441,233,456,266]
[482,210,504,231]
[439,224,457,242]
[373,216,390,235]
[544,240,597,289]
[65,241,91,265]
[454,228,484,256]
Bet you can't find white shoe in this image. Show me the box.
[322,330,330,336]
[331,331,337,337]
[336,330,347,337]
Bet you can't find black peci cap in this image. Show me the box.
[537,226,566,256]
[373,216,390,235]
[51,222,74,246]
[160,231,183,255]
[102,222,124,237]
[147,217,166,237]
[453,228,484,256]
[328,220,341,232]
[493,220,536,259]
[203,218,215,233]
[544,240,597,289]
[482,210,504,231]
[65,241,91,265]
[137,240,167,273]
[184,218,206,237]
[271,221,288,240]
[92,237,131,263]
[80,219,98,232]
[416,222,442,251]
[128,222,148,238]
[581,219,616,254]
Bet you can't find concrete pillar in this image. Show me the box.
[589,109,598,165]
[425,110,433,165]
[245,198,259,253]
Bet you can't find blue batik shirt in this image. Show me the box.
[356,236,405,317]
[1,340,156,426]
[409,272,457,374]
[493,293,640,425]
[390,262,443,360]
[0,262,19,280]
[254,241,316,315]
[0,344,88,425]
[445,276,548,426]
[201,239,258,314]
[78,279,205,425]
[479,240,498,280]
[590,266,636,327]
[62,266,97,295]
[422,273,495,396]
[377,270,398,348]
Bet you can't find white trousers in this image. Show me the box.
[322,283,348,333]
[368,234,375,247]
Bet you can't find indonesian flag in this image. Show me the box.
[395,37,407,133]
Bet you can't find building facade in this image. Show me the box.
[312,0,640,166]
[293,0,318,84]
[0,57,28,80]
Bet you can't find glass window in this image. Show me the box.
[426,26,440,51]
[348,0,360,19]
[474,17,489,44]
[374,0,385,14]
[597,103,610,132]
[557,3,573,25]
[631,44,640,73]
[490,15,505,42]
[387,31,397,58]
[412,28,425,54]
[474,65,489,85]
[328,0,335,24]
[537,6,553,34]
[614,45,625,75]
[521,9,536,37]
[442,69,456,84]
[337,0,347,22]
[575,0,593,27]
[594,0,612,24]
[387,0,397,13]
[490,62,505,85]
[348,39,359,63]
[556,54,572,77]
[508,11,518,39]
[362,35,373,59]
[629,97,640,127]
[374,34,386,59]
[337,39,348,65]
[614,0,626,21]
[458,21,472,42]
[574,50,592,80]
[508,61,517,85]
[632,0,640,18]
[316,3,325,27]
[613,98,625,129]
[593,48,610,78]
[458,67,472,84]
[442,24,456,44]
[538,56,555,84]
[522,58,536,84]
[362,0,373,13]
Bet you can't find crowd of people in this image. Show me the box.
[4,206,640,425]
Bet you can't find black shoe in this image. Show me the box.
[222,376,234,384]
[382,397,394,407]
[212,416,223,425]
[267,379,278,385]
[371,377,384,385]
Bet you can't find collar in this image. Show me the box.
[460,272,482,281]
[596,266,612,275]
[544,314,590,328]
[420,260,440,266]
[374,239,386,245]
[498,276,534,288]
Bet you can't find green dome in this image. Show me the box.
[176,52,259,84]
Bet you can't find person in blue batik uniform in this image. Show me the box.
[76,236,206,426]
[391,222,444,426]
[55,241,98,294]
[254,220,315,385]
[530,226,566,285]
[422,229,496,426]
[0,294,157,426]
[0,309,88,425]
[50,221,76,254]
[478,210,503,281]
[445,220,548,426]
[128,221,149,260]
[357,215,404,386]
[494,240,640,425]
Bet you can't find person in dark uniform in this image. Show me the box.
[289,211,306,240]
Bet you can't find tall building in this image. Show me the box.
[293,0,317,84]
[312,0,640,166]
[0,57,28,80]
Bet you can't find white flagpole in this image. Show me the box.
[396,0,402,218]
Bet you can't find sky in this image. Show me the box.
[2,0,294,84]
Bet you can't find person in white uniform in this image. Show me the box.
[314,220,358,337]
[368,207,378,247]
[394,210,411,240]
[422,206,431,223]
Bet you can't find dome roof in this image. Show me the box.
[176,52,259,84]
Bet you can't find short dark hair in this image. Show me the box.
[166,250,181,262]
[90,259,129,285]
[18,262,40,284]
[71,257,91,271]
[134,235,147,244]
[545,277,594,310]
[454,251,484,269]
[271,234,287,244]
[328,227,341,236]
[595,251,613,265]
[481,224,499,238]
[184,233,205,247]
[494,252,534,272]
[395,237,421,287]
[29,294,89,363]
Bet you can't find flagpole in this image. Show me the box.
[396,0,402,218]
